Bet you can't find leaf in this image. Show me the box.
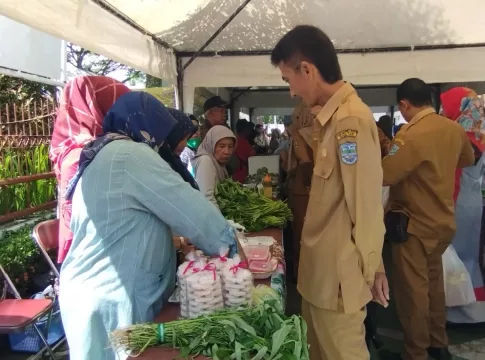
[212,344,220,360]
[252,346,268,360]
[230,315,257,336]
[300,319,310,359]
[292,316,302,359]
[188,336,201,351]
[270,324,293,359]
[219,319,238,330]
[227,326,236,343]
[235,341,243,360]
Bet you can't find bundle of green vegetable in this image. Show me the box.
[110,300,309,359]
[216,179,292,232]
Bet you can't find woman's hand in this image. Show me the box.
[173,236,195,255]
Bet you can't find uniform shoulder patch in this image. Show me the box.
[339,141,358,165]
[388,144,400,156]
[336,129,358,141]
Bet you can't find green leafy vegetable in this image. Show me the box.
[110,300,309,359]
[215,179,292,232]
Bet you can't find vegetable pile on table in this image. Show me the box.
[216,179,292,232]
[110,299,309,359]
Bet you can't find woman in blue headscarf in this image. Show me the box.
[60,92,239,360]
[160,108,199,189]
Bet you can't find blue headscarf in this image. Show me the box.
[166,108,198,150]
[159,108,199,190]
[65,92,177,199]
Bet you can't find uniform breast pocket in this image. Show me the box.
[311,160,334,201]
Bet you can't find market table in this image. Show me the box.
[130,228,285,360]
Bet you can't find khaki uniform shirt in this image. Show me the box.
[287,102,314,196]
[378,127,391,157]
[298,83,386,313]
[383,108,475,241]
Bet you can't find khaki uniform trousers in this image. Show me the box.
[302,297,368,360]
[391,233,451,360]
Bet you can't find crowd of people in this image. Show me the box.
[45,23,485,360]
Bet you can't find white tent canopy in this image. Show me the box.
[1,0,485,112]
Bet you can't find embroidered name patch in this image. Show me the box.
[339,142,358,165]
[389,144,400,156]
[336,129,358,141]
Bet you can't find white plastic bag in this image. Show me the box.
[442,245,476,307]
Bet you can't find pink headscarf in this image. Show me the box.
[49,76,130,263]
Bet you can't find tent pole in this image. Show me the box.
[183,0,253,70]
[176,57,184,111]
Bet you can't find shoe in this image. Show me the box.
[427,347,452,360]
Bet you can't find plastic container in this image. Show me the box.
[245,245,270,263]
[249,259,273,272]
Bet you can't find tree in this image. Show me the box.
[0,75,55,104]
[67,43,146,86]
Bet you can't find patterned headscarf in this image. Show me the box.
[440,87,477,121]
[49,76,130,263]
[441,88,485,153]
[65,92,177,199]
[159,108,199,190]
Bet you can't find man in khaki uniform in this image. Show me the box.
[379,78,475,360]
[377,127,391,157]
[283,101,314,278]
[271,25,386,360]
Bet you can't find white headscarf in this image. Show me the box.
[193,125,236,181]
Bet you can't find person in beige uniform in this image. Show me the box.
[284,101,314,278]
[271,25,386,360]
[378,79,475,360]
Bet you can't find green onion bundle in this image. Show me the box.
[215,179,292,232]
[110,300,309,359]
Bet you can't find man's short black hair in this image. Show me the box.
[396,78,433,107]
[235,119,249,134]
[271,25,342,84]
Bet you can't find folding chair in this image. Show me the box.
[0,265,58,359]
[32,219,68,355]
[32,219,61,279]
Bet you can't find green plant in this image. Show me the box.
[0,212,56,296]
[0,144,56,215]
[216,179,293,232]
[111,299,309,359]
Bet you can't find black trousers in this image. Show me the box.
[365,301,382,351]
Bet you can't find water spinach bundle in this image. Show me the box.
[110,300,309,359]
[215,179,292,232]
